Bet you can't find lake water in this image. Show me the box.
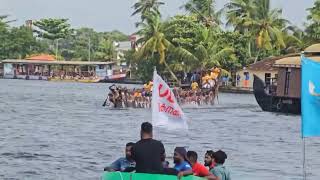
[0,79,319,180]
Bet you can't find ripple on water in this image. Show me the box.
[1,79,320,180]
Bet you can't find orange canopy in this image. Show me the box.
[26,54,56,61]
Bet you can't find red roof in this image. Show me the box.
[26,54,56,61]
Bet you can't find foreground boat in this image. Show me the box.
[103,172,205,180]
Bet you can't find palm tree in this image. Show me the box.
[305,0,320,43]
[224,0,256,57]
[135,13,194,83]
[0,15,16,28]
[253,0,288,51]
[185,28,236,71]
[224,0,256,32]
[132,0,165,21]
[182,0,221,27]
[225,0,289,60]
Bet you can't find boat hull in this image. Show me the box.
[253,75,301,114]
[48,78,100,83]
[103,172,205,180]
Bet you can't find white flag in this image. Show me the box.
[152,70,188,130]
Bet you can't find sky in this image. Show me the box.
[0,0,316,35]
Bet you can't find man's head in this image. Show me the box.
[186,151,198,165]
[204,150,214,166]
[140,122,153,139]
[213,150,227,164]
[125,142,135,159]
[173,147,187,164]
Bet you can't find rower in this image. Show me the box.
[109,84,120,108]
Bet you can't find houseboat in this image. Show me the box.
[253,44,320,114]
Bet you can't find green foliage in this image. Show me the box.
[102,30,129,42]
[135,13,196,82]
[55,28,128,61]
[306,0,320,43]
[135,55,164,82]
[33,18,72,40]
[0,0,309,83]
[224,0,293,61]
[164,15,205,52]
[182,0,221,27]
[132,0,165,22]
[215,31,251,70]
[0,25,38,60]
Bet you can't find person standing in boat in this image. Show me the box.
[131,122,165,174]
[104,142,136,172]
[191,81,199,91]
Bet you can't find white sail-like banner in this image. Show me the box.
[152,70,188,130]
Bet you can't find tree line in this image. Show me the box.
[131,0,320,82]
[1,0,320,82]
[0,16,128,61]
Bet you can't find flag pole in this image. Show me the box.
[303,137,306,180]
[301,51,306,180]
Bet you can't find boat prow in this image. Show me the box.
[253,75,273,112]
[253,75,301,114]
[103,172,205,180]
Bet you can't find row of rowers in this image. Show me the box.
[191,68,221,90]
[104,122,231,180]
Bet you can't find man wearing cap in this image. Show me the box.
[173,147,193,178]
[210,150,231,180]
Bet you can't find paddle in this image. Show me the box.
[102,97,109,107]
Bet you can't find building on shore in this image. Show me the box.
[236,54,299,89]
[1,54,119,81]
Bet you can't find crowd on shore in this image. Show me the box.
[104,122,231,180]
[49,71,99,81]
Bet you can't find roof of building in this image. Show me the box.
[274,56,320,68]
[244,53,299,71]
[26,54,56,61]
[305,43,320,53]
[1,59,115,65]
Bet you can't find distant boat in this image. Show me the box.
[48,77,100,83]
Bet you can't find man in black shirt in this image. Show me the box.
[131,122,165,174]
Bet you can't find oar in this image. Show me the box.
[102,97,109,107]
